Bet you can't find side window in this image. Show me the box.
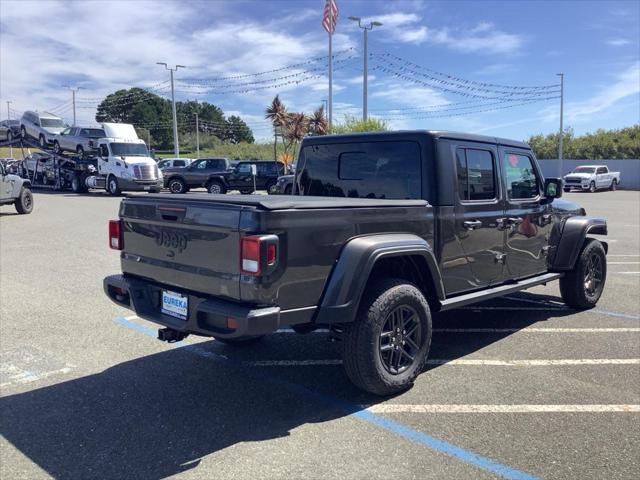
[504,153,540,199]
[237,163,252,174]
[597,167,607,174]
[174,160,185,167]
[456,148,496,201]
[194,160,207,169]
[99,145,109,157]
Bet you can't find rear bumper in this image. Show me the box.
[104,274,280,339]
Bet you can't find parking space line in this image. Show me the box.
[434,328,640,333]
[365,404,640,413]
[112,316,538,480]
[504,296,640,320]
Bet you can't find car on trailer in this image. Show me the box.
[20,111,67,148]
[0,120,20,142]
[53,126,105,157]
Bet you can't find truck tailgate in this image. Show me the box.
[119,196,242,300]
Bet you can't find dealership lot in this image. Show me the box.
[1,190,638,479]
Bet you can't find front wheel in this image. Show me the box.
[560,239,607,309]
[53,141,61,154]
[39,134,46,148]
[168,178,187,194]
[76,145,85,158]
[589,181,596,193]
[610,179,617,191]
[107,175,121,195]
[239,188,253,195]
[14,187,34,214]
[342,278,432,396]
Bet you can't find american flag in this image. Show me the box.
[322,0,338,34]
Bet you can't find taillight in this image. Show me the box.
[240,235,278,276]
[109,219,124,250]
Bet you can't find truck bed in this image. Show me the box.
[140,193,429,210]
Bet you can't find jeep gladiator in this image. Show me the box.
[105,131,608,395]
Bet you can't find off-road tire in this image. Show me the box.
[560,239,607,309]
[342,278,432,396]
[168,178,187,194]
[215,335,265,346]
[207,180,226,194]
[14,187,34,214]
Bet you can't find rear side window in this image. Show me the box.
[456,148,496,201]
[174,160,185,167]
[504,153,540,199]
[297,141,422,199]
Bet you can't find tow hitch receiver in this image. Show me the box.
[158,327,189,343]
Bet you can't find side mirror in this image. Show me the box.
[544,178,563,200]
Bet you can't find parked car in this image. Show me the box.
[563,165,621,192]
[104,130,608,396]
[20,152,56,184]
[0,120,20,141]
[204,160,285,194]
[157,158,193,170]
[20,111,67,148]
[274,174,294,194]
[53,126,105,156]
[0,160,33,214]
[163,157,231,193]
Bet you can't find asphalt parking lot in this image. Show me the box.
[1,189,638,480]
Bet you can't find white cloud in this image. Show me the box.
[606,38,633,47]
[371,83,449,108]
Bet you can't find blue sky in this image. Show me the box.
[1,0,638,142]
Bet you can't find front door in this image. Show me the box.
[454,144,506,289]
[499,148,551,279]
[0,164,13,201]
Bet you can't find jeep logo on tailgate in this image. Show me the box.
[155,230,188,253]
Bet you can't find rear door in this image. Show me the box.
[499,148,551,279]
[596,167,610,188]
[453,143,506,288]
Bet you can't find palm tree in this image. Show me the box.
[308,106,328,136]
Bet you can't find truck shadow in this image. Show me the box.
[0,293,573,479]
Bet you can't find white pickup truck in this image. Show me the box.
[563,165,621,192]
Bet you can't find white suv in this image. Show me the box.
[20,111,67,148]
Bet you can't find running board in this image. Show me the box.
[439,273,563,311]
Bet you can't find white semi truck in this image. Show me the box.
[86,123,163,195]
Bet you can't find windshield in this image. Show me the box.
[81,128,105,138]
[572,167,596,174]
[110,143,149,157]
[41,118,65,128]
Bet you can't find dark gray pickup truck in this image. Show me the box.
[105,131,608,395]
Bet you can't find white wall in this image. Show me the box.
[538,159,640,190]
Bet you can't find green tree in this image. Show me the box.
[331,115,388,134]
[225,116,254,144]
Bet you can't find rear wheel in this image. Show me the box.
[20,126,27,139]
[589,181,596,193]
[53,141,61,154]
[560,239,607,309]
[207,180,226,194]
[71,174,87,193]
[610,179,617,191]
[265,180,276,194]
[342,278,432,396]
[14,187,34,214]
[7,130,13,141]
[39,134,46,148]
[239,188,253,194]
[168,178,187,194]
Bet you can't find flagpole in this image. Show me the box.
[328,4,333,130]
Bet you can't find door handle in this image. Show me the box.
[463,220,482,230]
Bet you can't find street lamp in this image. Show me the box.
[349,16,382,121]
[157,62,186,157]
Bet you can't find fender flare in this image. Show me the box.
[314,234,444,324]
[204,175,229,188]
[549,216,607,271]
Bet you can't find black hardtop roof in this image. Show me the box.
[139,193,427,210]
[301,130,530,149]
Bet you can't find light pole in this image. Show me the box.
[63,85,82,126]
[194,112,200,159]
[349,16,382,121]
[6,101,11,120]
[157,62,186,157]
[557,73,564,177]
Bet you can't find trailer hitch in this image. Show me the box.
[157,328,189,343]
